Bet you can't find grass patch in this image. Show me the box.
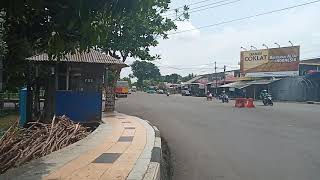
[0,110,19,135]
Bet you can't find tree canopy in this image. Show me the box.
[0,0,188,90]
[131,61,161,88]
[181,73,197,82]
[162,73,182,83]
[99,0,188,62]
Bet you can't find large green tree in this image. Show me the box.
[0,0,139,90]
[101,0,188,62]
[181,73,197,82]
[131,61,161,88]
[163,73,182,83]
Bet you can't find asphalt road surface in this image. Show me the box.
[116,92,320,180]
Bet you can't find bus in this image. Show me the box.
[115,81,129,98]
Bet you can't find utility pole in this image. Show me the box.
[223,65,226,85]
[214,61,217,95]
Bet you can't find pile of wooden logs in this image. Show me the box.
[0,115,90,174]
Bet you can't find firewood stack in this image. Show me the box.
[0,115,90,174]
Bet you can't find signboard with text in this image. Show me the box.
[240,46,300,77]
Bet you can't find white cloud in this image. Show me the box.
[121,6,320,78]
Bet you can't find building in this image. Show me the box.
[299,58,320,75]
[25,49,128,124]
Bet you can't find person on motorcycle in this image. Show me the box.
[207,91,213,101]
[259,90,269,99]
[220,91,229,103]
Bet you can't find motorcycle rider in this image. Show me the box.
[207,91,213,101]
[259,90,269,100]
[260,89,273,105]
[220,90,229,103]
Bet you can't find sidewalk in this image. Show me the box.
[1,112,161,180]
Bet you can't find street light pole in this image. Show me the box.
[215,61,217,95]
[289,41,294,47]
[223,65,226,85]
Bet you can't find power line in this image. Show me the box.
[166,0,216,12]
[165,0,240,19]
[187,0,240,14]
[169,0,320,35]
[166,0,238,16]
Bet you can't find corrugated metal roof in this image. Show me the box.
[300,58,320,65]
[246,79,280,85]
[26,50,128,67]
[183,76,203,84]
[219,81,250,89]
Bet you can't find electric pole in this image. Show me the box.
[223,65,226,85]
[214,61,217,95]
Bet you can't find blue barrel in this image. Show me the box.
[19,88,27,127]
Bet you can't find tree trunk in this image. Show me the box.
[104,68,120,112]
[44,72,55,121]
[104,85,115,112]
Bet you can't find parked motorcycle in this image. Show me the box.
[263,95,273,106]
[221,94,229,103]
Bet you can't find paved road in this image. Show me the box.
[116,92,320,180]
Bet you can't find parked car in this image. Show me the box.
[131,86,137,92]
[147,89,156,94]
[182,90,191,96]
[157,89,164,94]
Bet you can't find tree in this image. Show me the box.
[181,73,197,82]
[101,0,188,62]
[131,61,161,88]
[163,73,182,83]
[0,15,6,91]
[1,1,139,90]
[0,1,142,118]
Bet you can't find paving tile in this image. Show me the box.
[122,129,135,136]
[118,136,134,142]
[65,163,111,180]
[150,147,161,163]
[92,153,122,163]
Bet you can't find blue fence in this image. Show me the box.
[55,91,102,122]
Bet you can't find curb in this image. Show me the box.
[126,117,161,180]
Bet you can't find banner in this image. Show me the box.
[240,46,300,77]
[240,49,269,72]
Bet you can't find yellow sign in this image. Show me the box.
[240,49,269,72]
[240,46,300,74]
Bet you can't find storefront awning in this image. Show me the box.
[219,81,251,89]
[246,79,280,85]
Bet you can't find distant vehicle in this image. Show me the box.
[147,89,156,94]
[146,86,157,94]
[182,90,191,96]
[221,94,229,103]
[115,81,129,98]
[157,89,164,94]
[131,86,137,92]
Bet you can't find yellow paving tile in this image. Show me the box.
[122,129,135,136]
[106,142,131,153]
[65,163,112,180]
[45,113,149,180]
[98,164,133,180]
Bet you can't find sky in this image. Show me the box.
[120,0,320,79]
